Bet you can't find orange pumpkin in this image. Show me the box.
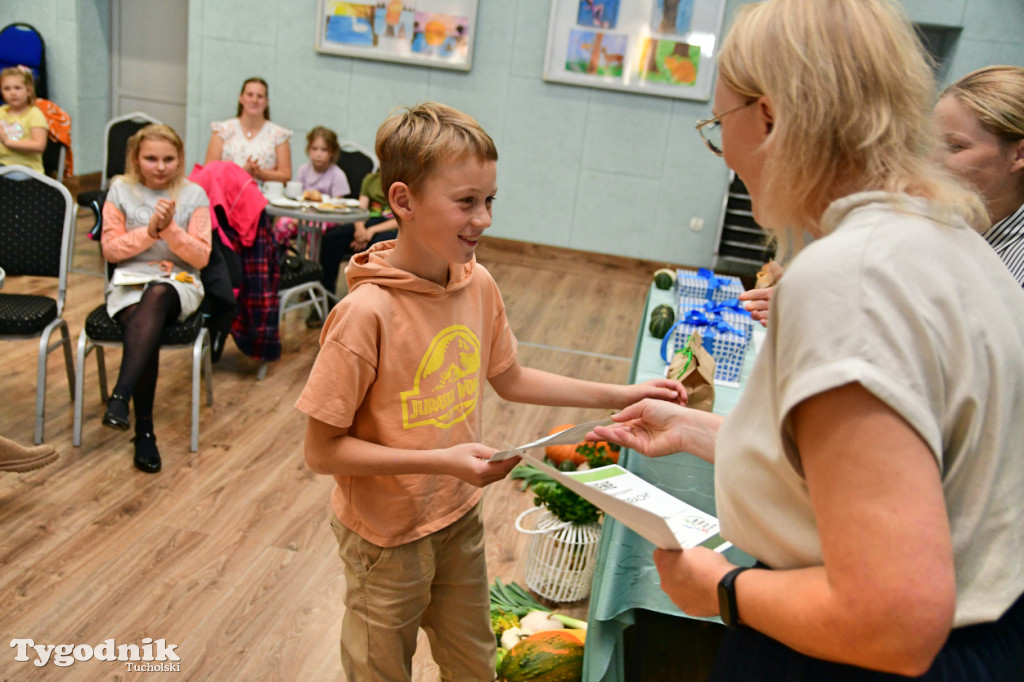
[544,424,586,466]
[544,424,621,467]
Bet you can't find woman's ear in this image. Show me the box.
[757,95,775,136]
[1011,139,1024,175]
[389,181,413,221]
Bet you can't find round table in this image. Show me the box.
[263,200,369,264]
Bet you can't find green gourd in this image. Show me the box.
[653,268,675,290]
[649,307,676,338]
[499,630,585,682]
[651,303,674,318]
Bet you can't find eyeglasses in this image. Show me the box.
[695,101,755,156]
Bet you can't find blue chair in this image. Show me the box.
[0,23,47,99]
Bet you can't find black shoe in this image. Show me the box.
[132,432,161,473]
[102,394,130,431]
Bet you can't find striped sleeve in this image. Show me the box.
[982,201,1024,287]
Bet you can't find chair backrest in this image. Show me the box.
[0,23,47,100]
[101,112,162,190]
[0,166,74,312]
[42,138,66,180]
[336,141,379,199]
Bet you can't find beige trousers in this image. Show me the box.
[331,503,496,681]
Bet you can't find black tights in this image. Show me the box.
[112,283,181,428]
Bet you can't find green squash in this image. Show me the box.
[649,307,676,338]
[653,268,675,290]
[651,303,675,318]
[500,630,584,682]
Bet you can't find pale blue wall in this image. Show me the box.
[0,0,109,174]
[4,0,1022,266]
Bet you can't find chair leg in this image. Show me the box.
[35,331,49,445]
[73,329,89,447]
[96,347,108,403]
[33,318,67,444]
[190,328,210,453]
[257,362,269,381]
[60,321,75,401]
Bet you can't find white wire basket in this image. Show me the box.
[515,506,603,603]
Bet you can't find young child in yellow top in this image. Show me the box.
[0,67,48,173]
[296,102,686,681]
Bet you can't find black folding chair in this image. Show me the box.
[336,140,379,199]
[76,112,161,244]
[0,166,76,444]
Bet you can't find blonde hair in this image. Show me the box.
[940,66,1024,143]
[375,102,497,198]
[717,0,987,257]
[123,124,186,195]
[0,66,36,105]
[306,125,341,163]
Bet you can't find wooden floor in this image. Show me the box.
[0,211,663,680]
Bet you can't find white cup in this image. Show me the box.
[285,181,303,199]
[264,181,284,198]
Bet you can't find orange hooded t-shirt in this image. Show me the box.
[295,241,518,547]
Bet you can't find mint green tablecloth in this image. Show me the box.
[583,284,758,682]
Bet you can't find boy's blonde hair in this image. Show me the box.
[940,66,1024,144]
[375,102,497,198]
[306,125,341,163]
[1,66,36,105]
[717,0,987,258]
[123,124,186,195]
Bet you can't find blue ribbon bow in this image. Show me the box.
[696,268,728,292]
[703,298,750,317]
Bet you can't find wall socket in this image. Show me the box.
[689,217,704,232]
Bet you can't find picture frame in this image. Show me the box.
[542,0,727,101]
[315,0,477,72]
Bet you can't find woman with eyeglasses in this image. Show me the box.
[589,0,1024,679]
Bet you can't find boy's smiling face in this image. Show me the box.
[390,155,497,285]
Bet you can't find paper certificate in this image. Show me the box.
[493,420,730,551]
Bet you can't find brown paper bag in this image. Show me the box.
[667,330,716,412]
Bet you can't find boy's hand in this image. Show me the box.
[623,378,687,407]
[443,442,520,488]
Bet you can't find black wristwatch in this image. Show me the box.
[717,566,751,629]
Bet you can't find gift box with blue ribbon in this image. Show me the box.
[676,268,745,304]
[681,297,754,338]
[660,299,752,384]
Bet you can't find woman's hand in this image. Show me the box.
[588,398,722,461]
[147,198,176,238]
[441,442,520,488]
[245,156,261,179]
[653,547,735,617]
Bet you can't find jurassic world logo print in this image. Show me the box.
[401,325,481,429]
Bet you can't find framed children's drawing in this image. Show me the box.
[315,0,477,72]
[542,0,727,101]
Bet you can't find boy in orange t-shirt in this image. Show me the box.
[296,102,685,681]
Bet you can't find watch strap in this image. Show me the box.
[718,566,751,629]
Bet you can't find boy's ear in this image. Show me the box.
[389,181,414,221]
